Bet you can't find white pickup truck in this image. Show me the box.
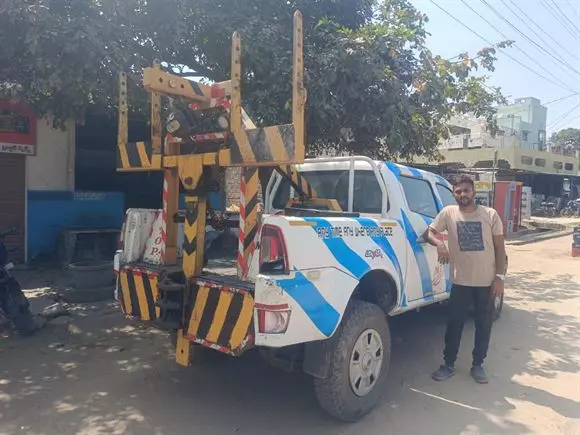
[114,156,504,422]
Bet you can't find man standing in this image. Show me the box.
[424,175,506,384]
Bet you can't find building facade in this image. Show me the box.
[0,100,124,263]
[495,97,547,150]
[440,97,547,151]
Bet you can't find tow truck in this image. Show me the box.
[113,12,505,422]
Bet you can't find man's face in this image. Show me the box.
[453,182,475,206]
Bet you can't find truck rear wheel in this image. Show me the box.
[313,300,391,422]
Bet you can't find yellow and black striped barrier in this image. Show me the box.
[117,140,162,171]
[183,197,207,279]
[118,268,161,321]
[185,284,255,354]
[238,167,260,278]
[230,124,297,166]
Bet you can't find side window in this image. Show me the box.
[400,176,438,218]
[272,177,291,210]
[436,184,457,208]
[353,170,383,214]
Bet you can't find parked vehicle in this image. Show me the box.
[540,201,558,217]
[112,12,508,422]
[0,228,36,336]
[114,157,507,421]
[560,199,580,217]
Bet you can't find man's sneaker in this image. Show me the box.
[431,364,455,381]
[470,365,489,384]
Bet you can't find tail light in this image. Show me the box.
[256,303,291,334]
[259,224,289,274]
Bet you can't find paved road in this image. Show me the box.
[1,236,579,434]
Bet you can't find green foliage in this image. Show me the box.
[0,0,506,158]
[549,128,580,151]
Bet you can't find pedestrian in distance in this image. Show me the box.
[423,174,506,384]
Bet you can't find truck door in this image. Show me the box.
[352,168,408,301]
[398,175,447,301]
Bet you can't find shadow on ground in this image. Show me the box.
[0,269,579,434]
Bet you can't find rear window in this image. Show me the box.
[272,170,350,210]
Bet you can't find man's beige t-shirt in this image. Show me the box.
[430,205,503,287]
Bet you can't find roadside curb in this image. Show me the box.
[506,229,573,246]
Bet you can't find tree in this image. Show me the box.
[0,0,507,159]
[549,128,580,151]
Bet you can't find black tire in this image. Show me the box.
[313,300,391,422]
[492,292,504,321]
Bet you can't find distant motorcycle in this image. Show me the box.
[560,199,580,217]
[0,228,37,336]
[540,201,557,217]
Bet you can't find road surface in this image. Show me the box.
[1,235,579,434]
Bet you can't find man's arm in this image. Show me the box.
[422,208,450,264]
[493,234,506,275]
[423,226,444,247]
[491,211,506,297]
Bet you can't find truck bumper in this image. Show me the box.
[116,264,256,357]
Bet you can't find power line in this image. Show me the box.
[544,92,580,106]
[479,0,580,79]
[547,99,580,130]
[459,0,576,93]
[542,0,580,41]
[502,0,580,65]
[499,92,580,118]
[564,0,580,23]
[550,0,580,38]
[428,0,580,92]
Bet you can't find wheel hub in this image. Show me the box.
[349,328,384,397]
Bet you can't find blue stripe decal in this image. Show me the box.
[433,193,444,211]
[401,210,433,300]
[421,215,433,226]
[275,270,340,337]
[434,174,448,186]
[408,167,424,179]
[356,218,403,284]
[303,217,370,279]
[386,161,401,179]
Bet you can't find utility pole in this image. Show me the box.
[492,149,498,207]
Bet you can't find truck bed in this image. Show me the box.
[201,258,254,292]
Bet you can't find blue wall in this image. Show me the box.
[27,191,125,262]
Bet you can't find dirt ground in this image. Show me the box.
[1,235,579,435]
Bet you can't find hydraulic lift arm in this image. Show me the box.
[116,11,308,364]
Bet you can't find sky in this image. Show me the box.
[410,0,580,136]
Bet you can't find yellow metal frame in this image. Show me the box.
[116,11,308,366]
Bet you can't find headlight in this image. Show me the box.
[216,114,229,130]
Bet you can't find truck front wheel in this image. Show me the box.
[313,300,391,422]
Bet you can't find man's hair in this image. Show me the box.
[451,174,475,188]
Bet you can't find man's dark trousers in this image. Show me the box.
[444,284,494,367]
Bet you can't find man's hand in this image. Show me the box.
[436,244,451,264]
[491,276,504,299]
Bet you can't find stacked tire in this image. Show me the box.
[61,261,115,303]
